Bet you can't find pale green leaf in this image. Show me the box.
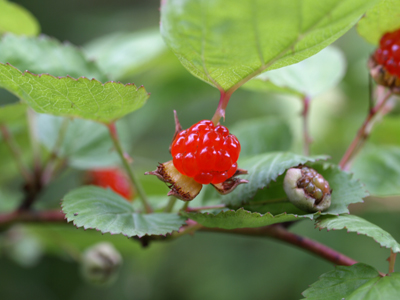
[231,117,293,157]
[0,34,107,81]
[0,63,149,123]
[369,117,400,146]
[302,263,380,300]
[180,208,302,229]
[161,0,377,91]
[243,46,346,98]
[0,102,26,124]
[84,29,167,80]
[62,186,186,237]
[357,0,400,45]
[347,273,400,300]
[352,145,400,197]
[0,1,40,36]
[316,214,400,252]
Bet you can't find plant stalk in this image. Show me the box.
[388,250,397,274]
[302,95,312,156]
[27,108,42,174]
[107,123,153,214]
[211,90,233,125]
[164,197,178,213]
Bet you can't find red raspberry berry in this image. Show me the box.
[87,168,133,200]
[171,120,241,185]
[374,29,400,77]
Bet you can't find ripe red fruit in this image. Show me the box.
[171,120,241,185]
[87,168,133,200]
[374,29,400,77]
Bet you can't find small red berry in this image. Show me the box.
[170,120,241,184]
[87,168,134,200]
[374,29,400,77]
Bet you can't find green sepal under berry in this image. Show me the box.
[62,186,186,237]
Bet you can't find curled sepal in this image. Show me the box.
[283,167,331,213]
[145,160,202,201]
[212,177,249,195]
[369,56,400,94]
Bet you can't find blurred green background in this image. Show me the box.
[1,1,399,299]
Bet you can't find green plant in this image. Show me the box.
[1,0,400,298]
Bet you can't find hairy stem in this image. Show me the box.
[107,123,153,214]
[388,250,397,274]
[211,90,233,125]
[339,90,393,170]
[302,96,312,156]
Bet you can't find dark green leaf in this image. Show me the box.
[302,263,380,300]
[161,0,377,91]
[352,145,400,197]
[357,0,400,45]
[0,34,107,81]
[0,1,40,36]
[0,63,149,123]
[316,214,400,252]
[62,186,186,237]
[243,46,346,98]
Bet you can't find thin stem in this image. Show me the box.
[0,210,66,228]
[302,96,312,156]
[164,197,177,213]
[211,90,233,125]
[186,204,226,212]
[388,250,397,274]
[0,125,33,184]
[107,123,153,214]
[27,108,42,174]
[181,201,190,211]
[339,90,393,170]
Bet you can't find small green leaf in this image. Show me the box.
[231,117,293,157]
[161,0,377,91]
[37,114,127,169]
[0,102,26,124]
[180,208,302,229]
[0,34,107,81]
[352,145,400,197]
[243,46,346,98]
[222,152,328,206]
[347,273,400,299]
[62,186,186,237]
[357,0,400,45]
[302,263,380,300]
[0,63,149,123]
[84,29,167,80]
[316,214,400,253]
[0,1,40,36]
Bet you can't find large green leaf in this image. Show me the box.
[180,208,302,229]
[231,117,292,158]
[0,102,26,124]
[37,114,128,169]
[62,186,186,237]
[346,273,400,300]
[84,29,167,80]
[161,0,376,92]
[0,63,149,123]
[302,263,380,300]
[369,116,400,146]
[352,145,400,197]
[222,152,328,206]
[0,1,40,36]
[316,214,400,252]
[0,34,107,81]
[243,46,346,98]
[357,0,400,45]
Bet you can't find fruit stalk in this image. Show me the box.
[107,123,153,214]
[388,250,397,274]
[211,90,233,125]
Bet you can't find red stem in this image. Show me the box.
[0,210,66,227]
[211,90,233,125]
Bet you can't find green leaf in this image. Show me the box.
[316,214,400,253]
[62,186,186,237]
[357,0,400,45]
[0,63,149,123]
[346,273,400,300]
[180,208,302,229]
[370,117,400,146]
[0,1,40,36]
[0,34,107,81]
[302,263,380,300]
[84,29,167,80]
[0,102,26,124]
[352,145,400,197]
[243,46,346,98]
[37,114,126,169]
[231,117,292,157]
[161,0,377,91]
[222,152,328,206]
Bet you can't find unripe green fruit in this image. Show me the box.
[283,167,331,213]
